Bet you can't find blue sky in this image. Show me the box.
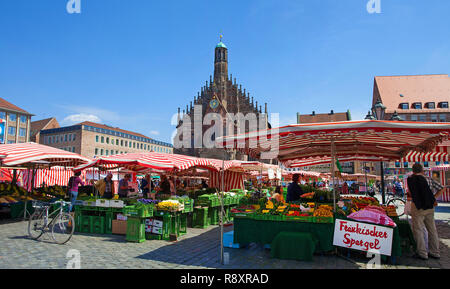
[1,0,449,143]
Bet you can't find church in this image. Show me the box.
[174,38,270,160]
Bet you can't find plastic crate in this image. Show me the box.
[123,204,153,218]
[74,210,83,233]
[80,205,97,212]
[208,207,219,225]
[91,216,105,234]
[80,215,91,233]
[96,199,110,208]
[286,216,314,223]
[145,233,162,240]
[182,199,194,213]
[109,200,124,208]
[193,207,209,229]
[83,200,97,207]
[126,217,146,243]
[104,212,113,234]
[313,216,334,223]
[179,214,187,235]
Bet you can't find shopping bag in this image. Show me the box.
[404,200,412,216]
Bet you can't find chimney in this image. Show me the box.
[330,110,334,115]
[312,111,315,116]
[265,103,268,114]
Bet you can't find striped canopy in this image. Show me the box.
[286,155,388,168]
[431,164,450,171]
[216,120,450,166]
[74,152,223,173]
[0,142,91,167]
[401,143,449,163]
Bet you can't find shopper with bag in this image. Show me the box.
[406,163,445,260]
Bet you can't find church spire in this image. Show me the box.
[214,35,228,84]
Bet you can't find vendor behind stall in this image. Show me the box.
[94,173,115,199]
[118,174,132,198]
[286,174,304,202]
[158,175,171,196]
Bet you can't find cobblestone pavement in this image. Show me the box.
[0,205,449,269]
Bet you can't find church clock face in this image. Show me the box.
[209,97,219,109]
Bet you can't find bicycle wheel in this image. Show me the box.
[28,211,45,240]
[51,213,74,245]
[387,198,406,217]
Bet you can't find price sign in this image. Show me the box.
[333,219,394,256]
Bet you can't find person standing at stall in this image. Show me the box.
[94,173,115,199]
[407,163,445,260]
[140,174,152,199]
[286,174,304,203]
[118,174,132,199]
[68,171,84,212]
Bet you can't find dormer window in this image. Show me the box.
[412,102,422,109]
[426,102,435,109]
[399,103,409,109]
[438,102,449,109]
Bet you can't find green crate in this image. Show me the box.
[91,216,105,234]
[145,233,162,240]
[182,200,194,213]
[179,214,187,235]
[97,207,111,212]
[126,217,146,243]
[208,207,219,225]
[80,215,91,233]
[193,207,209,229]
[313,216,334,223]
[111,207,124,213]
[123,204,153,218]
[80,205,98,212]
[104,212,113,234]
[286,216,314,223]
[74,211,83,233]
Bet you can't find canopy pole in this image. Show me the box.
[380,161,386,205]
[219,152,225,265]
[364,162,368,196]
[331,139,336,212]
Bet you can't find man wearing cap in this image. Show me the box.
[94,173,115,199]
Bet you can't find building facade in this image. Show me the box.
[0,97,33,144]
[174,39,269,160]
[39,121,173,158]
[297,110,351,124]
[31,117,60,143]
[371,74,450,174]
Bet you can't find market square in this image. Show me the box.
[0,1,450,272]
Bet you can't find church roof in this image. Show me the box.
[216,42,227,49]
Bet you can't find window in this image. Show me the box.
[19,128,26,137]
[8,126,16,136]
[68,134,72,142]
[116,150,119,154]
[440,114,447,122]
[436,162,441,166]
[101,136,104,143]
[9,113,16,122]
[7,140,15,144]
[144,144,146,150]
[73,134,76,141]
[105,150,109,156]
[133,142,136,148]
[125,141,128,147]
[140,143,143,149]
[0,112,5,120]
[419,114,426,121]
[111,138,113,145]
[106,137,109,144]
[410,115,418,121]
[64,134,68,142]
[400,103,409,110]
[100,149,104,155]
[116,139,119,146]
[121,140,124,146]
[424,162,429,168]
[96,135,99,142]
[95,148,99,155]
[431,114,438,122]
[426,102,435,109]
[60,135,64,142]
[413,103,422,109]
[72,147,75,153]
[129,142,132,148]
[20,115,27,123]
[439,102,449,109]
[403,162,409,168]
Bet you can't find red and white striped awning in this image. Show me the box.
[0,142,91,167]
[216,120,450,165]
[286,155,387,168]
[401,144,449,162]
[431,164,450,171]
[74,152,223,173]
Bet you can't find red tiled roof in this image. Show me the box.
[373,74,450,113]
[0,97,32,115]
[77,121,152,140]
[31,118,59,136]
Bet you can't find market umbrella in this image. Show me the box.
[217,120,450,206]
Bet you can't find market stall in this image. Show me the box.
[430,164,450,202]
[217,120,450,262]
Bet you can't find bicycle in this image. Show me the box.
[385,191,406,217]
[28,200,75,245]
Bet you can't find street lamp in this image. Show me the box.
[372,99,386,120]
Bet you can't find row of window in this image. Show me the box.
[7,126,27,137]
[398,114,447,122]
[394,161,449,168]
[399,102,449,110]
[0,112,28,123]
[95,135,171,153]
[84,125,172,147]
[93,144,171,156]
[61,147,76,153]
[43,134,76,145]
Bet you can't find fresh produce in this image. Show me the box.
[313,205,333,217]
[156,200,181,211]
[300,192,315,199]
